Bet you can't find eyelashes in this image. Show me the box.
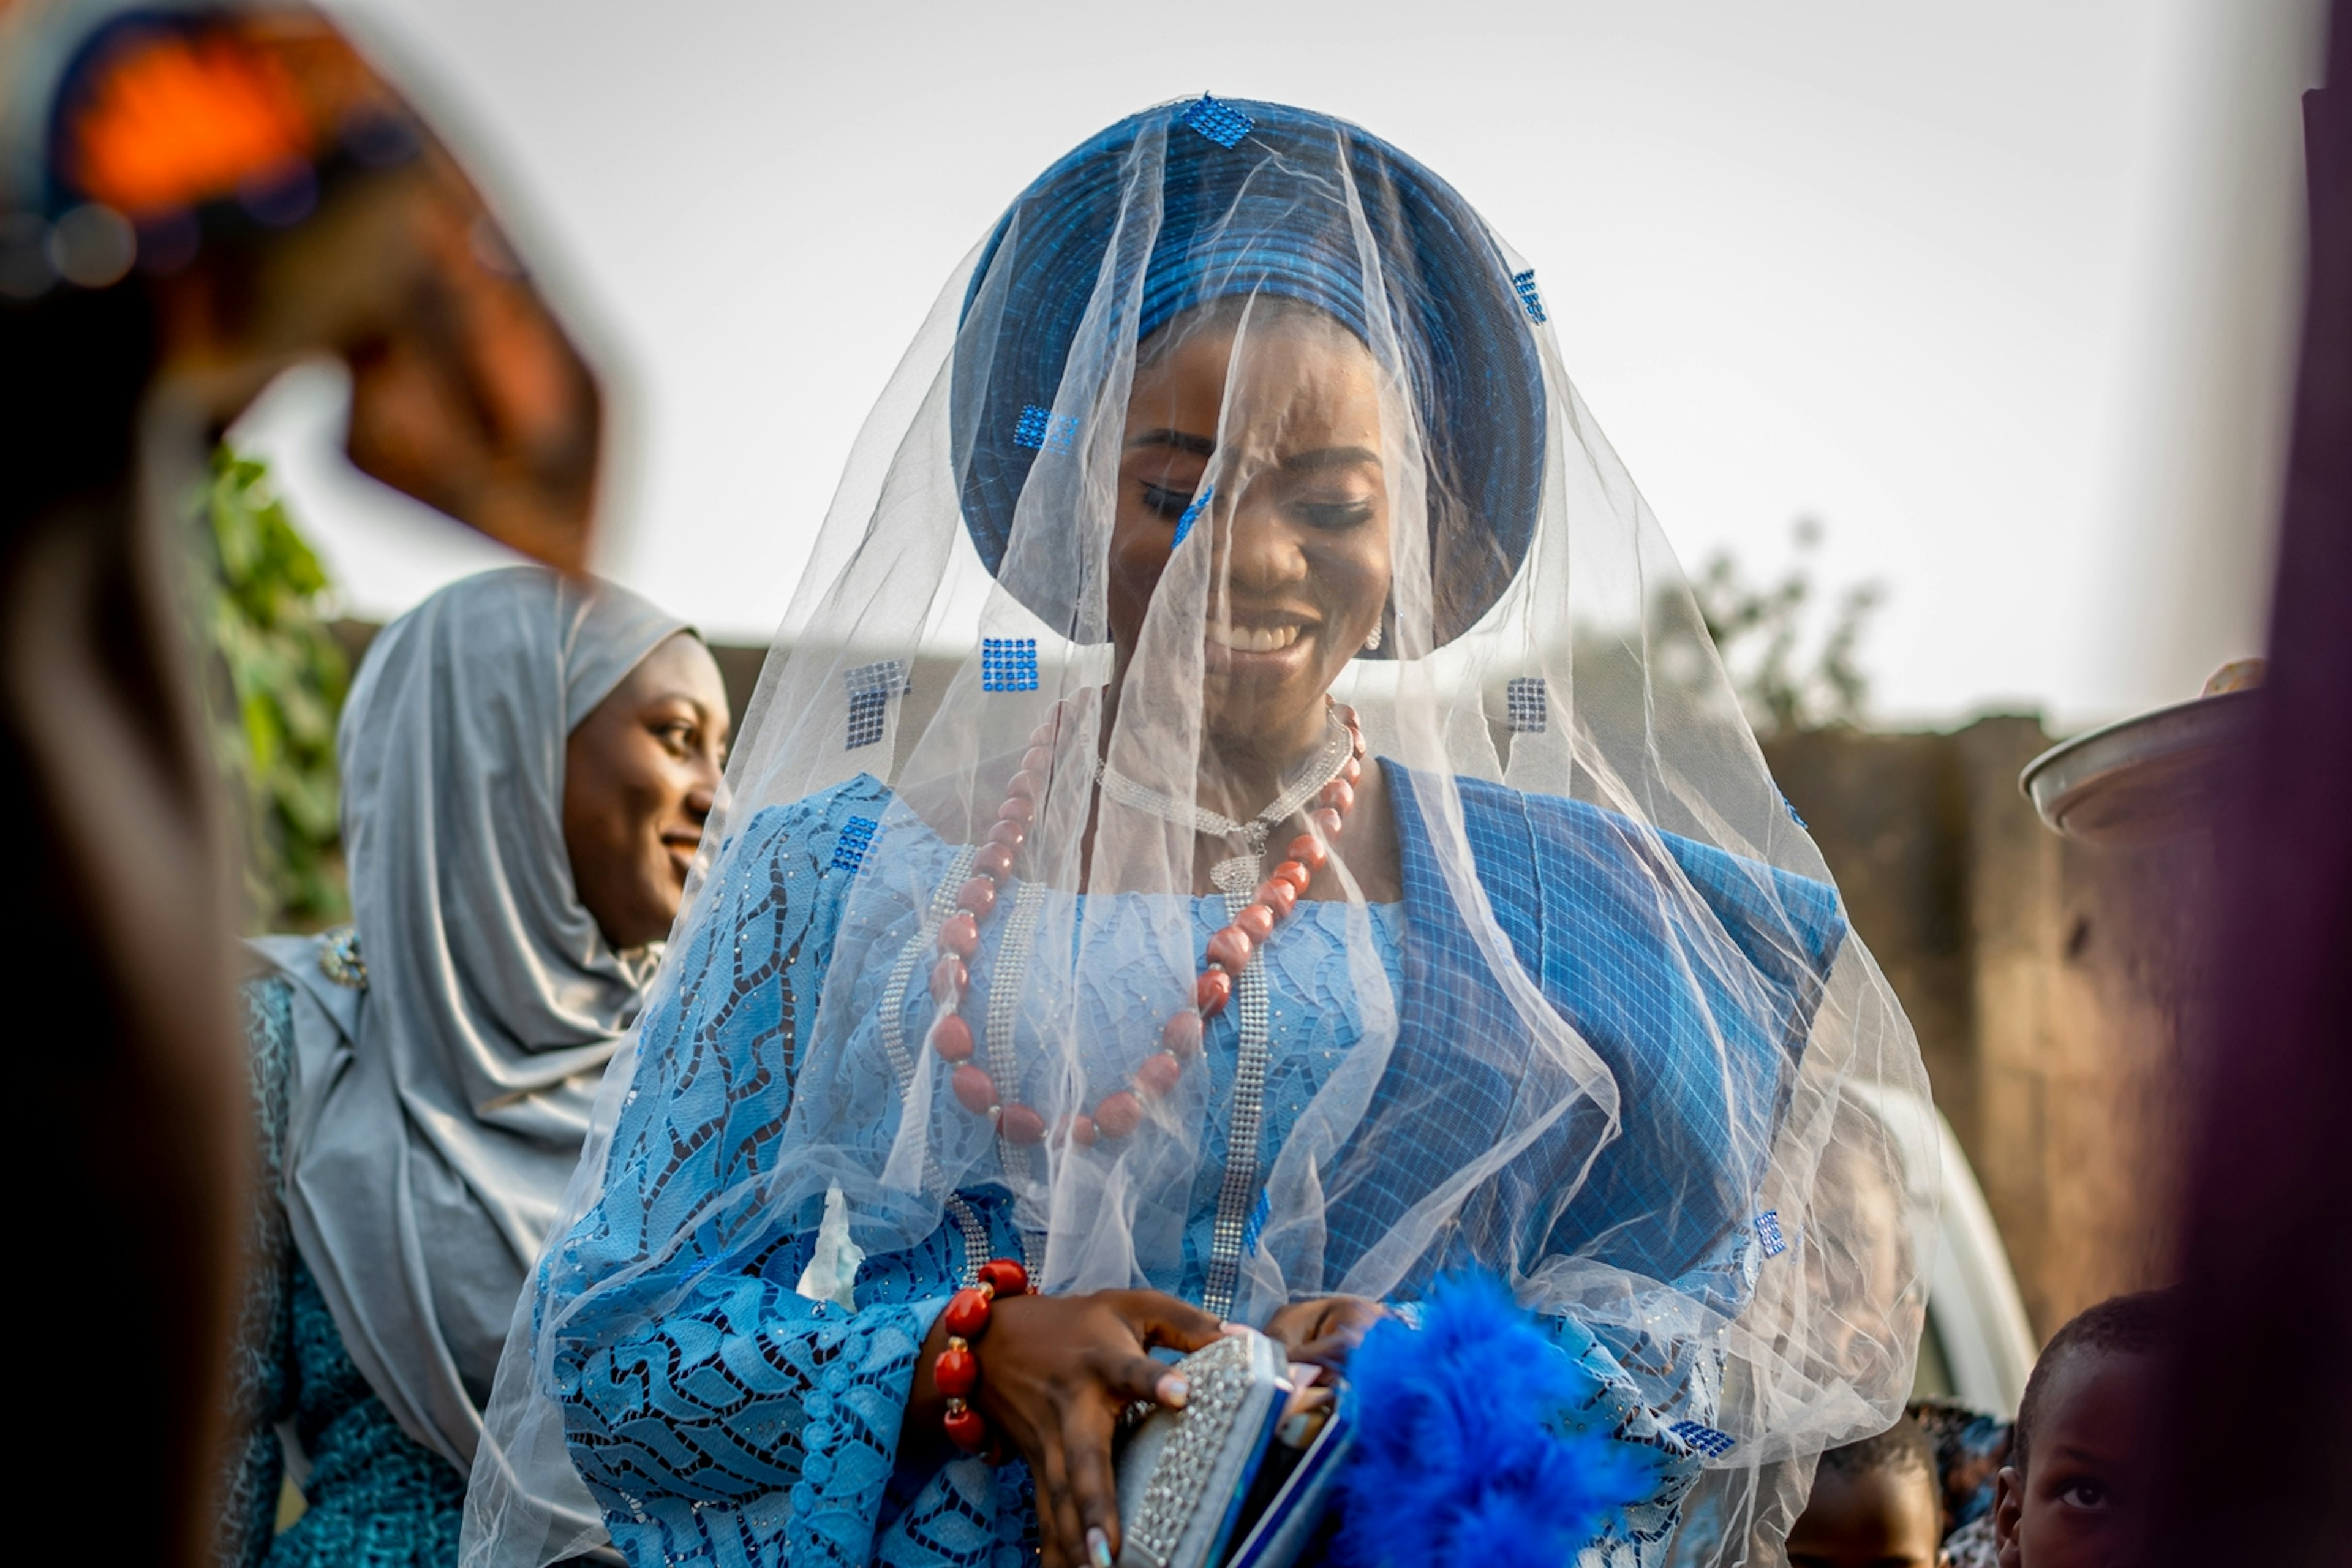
[1135,483,1375,531]
[1140,482,1193,520]
[1293,500,1376,530]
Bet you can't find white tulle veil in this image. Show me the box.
[464,95,1934,1568]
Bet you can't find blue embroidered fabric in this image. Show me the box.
[220,976,467,1568]
[1365,769,1843,1318]
[548,766,1845,1567]
[550,772,1409,1566]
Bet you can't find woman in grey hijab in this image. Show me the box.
[218,566,731,1567]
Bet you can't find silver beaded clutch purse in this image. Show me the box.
[1113,1330,1355,1568]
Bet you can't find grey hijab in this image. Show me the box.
[252,565,691,1469]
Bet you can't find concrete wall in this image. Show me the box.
[1766,718,2211,1341]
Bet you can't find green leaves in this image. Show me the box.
[1692,518,1885,737]
[194,448,350,930]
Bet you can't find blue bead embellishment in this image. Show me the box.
[1511,268,1547,325]
[1172,482,1214,548]
[1670,1420,1737,1460]
[843,660,910,751]
[1012,403,1080,453]
[1181,94,1254,149]
[846,690,888,750]
[846,658,910,696]
[980,638,1039,692]
[1505,675,1548,734]
[1782,793,1807,829]
[831,816,879,873]
[1240,1189,1271,1258]
[1753,1209,1786,1258]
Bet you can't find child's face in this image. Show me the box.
[1787,1461,1945,1568]
[1993,1349,2157,1568]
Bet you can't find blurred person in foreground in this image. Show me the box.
[466,97,1932,1568]
[224,567,727,1564]
[1787,1415,1946,1568]
[2155,4,2352,1562]
[1978,1291,2174,1568]
[0,3,601,1561]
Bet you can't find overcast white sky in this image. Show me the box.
[231,0,2323,729]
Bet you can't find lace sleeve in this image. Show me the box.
[545,778,956,1567]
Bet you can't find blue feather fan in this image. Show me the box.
[1331,1273,1660,1568]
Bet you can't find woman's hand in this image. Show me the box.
[1261,1294,1390,1371]
[905,1287,1222,1568]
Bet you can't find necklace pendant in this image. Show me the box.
[1210,855,1261,895]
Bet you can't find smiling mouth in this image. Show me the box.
[1207,622,1303,654]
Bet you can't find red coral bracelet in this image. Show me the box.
[938,1257,1028,1453]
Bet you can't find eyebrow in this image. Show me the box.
[647,690,727,728]
[1121,432,1381,473]
[1283,445,1381,473]
[1124,428,1215,456]
[2045,1445,2113,1466]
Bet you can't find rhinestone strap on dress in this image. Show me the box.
[986,877,1051,1274]
[877,840,989,1281]
[880,843,981,1097]
[1202,883,1272,1320]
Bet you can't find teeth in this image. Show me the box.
[1207,624,1300,653]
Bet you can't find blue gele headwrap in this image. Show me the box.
[953,97,1547,647]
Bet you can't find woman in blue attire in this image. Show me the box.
[225,567,730,1566]
[467,99,1930,1568]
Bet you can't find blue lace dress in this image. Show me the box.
[217,974,467,1568]
[551,769,1845,1567]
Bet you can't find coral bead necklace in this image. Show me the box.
[926,696,1366,1147]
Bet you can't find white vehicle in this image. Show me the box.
[1901,1099,2037,1415]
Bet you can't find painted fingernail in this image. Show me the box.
[1156,1373,1190,1408]
[1088,1526,1115,1568]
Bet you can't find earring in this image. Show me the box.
[1362,624,1382,652]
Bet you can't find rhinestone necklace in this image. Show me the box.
[1096,708,1355,893]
